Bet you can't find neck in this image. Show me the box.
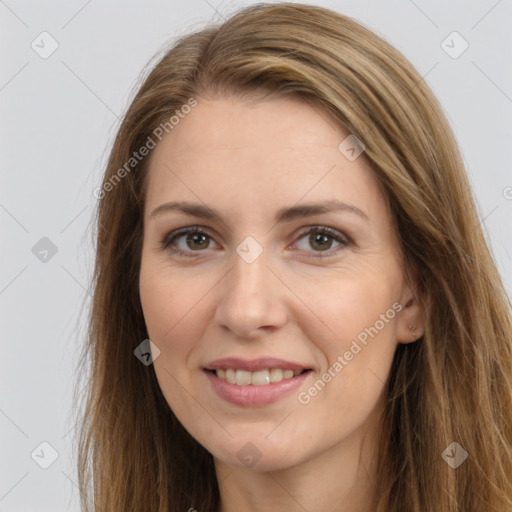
[214,408,383,512]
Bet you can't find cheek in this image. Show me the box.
[139,256,221,419]
[139,256,210,346]
[139,260,211,421]
[295,264,400,349]
[290,263,400,415]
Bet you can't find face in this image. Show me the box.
[139,94,423,472]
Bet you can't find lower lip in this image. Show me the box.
[204,370,312,406]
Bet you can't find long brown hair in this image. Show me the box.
[75,3,512,510]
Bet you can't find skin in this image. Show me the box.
[139,94,424,512]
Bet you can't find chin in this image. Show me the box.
[208,436,308,472]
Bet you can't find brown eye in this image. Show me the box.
[292,226,349,257]
[185,232,210,250]
[161,227,218,255]
[309,232,334,251]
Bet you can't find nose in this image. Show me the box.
[214,249,288,339]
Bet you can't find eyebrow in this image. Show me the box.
[150,200,369,223]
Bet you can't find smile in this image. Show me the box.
[203,357,314,406]
[212,368,306,386]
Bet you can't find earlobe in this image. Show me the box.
[402,323,422,344]
[396,286,425,344]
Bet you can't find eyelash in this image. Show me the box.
[160,225,351,259]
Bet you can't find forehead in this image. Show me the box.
[153,94,344,158]
[144,95,385,223]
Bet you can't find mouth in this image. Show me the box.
[204,368,312,386]
[202,357,314,406]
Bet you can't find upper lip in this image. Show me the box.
[204,357,311,372]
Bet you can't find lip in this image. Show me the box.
[204,368,313,407]
[204,357,311,372]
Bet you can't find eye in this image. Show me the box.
[161,227,218,256]
[290,226,349,257]
[161,225,350,259]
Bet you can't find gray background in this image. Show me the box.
[1,0,511,510]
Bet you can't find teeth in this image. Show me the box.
[236,370,252,386]
[214,368,304,386]
[225,369,236,384]
[252,370,270,385]
[269,368,283,382]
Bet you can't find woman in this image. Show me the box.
[76,3,512,511]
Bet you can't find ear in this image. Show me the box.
[396,278,425,344]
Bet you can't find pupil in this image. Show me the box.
[188,232,209,250]
[311,233,331,250]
